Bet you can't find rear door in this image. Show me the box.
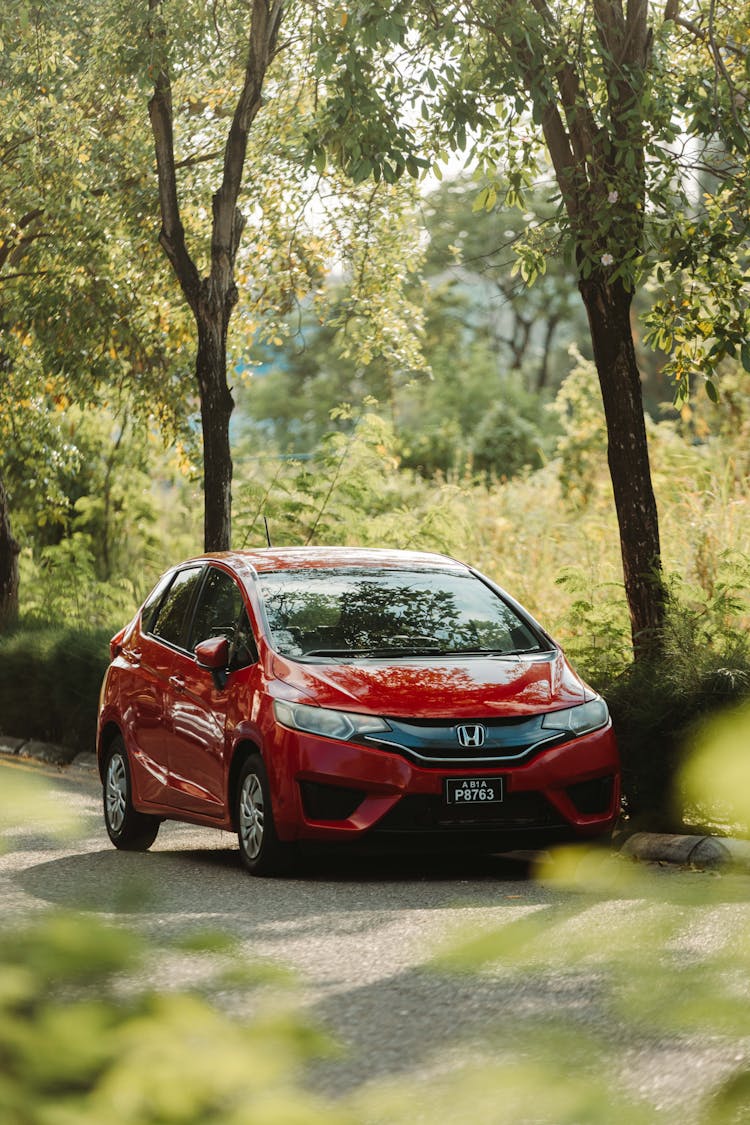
[134,565,205,803]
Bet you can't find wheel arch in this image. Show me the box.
[98,721,124,780]
[228,739,263,831]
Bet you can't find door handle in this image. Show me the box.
[169,675,186,693]
[127,648,142,666]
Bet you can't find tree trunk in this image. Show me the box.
[579,276,666,659]
[196,306,235,552]
[147,0,283,555]
[0,474,20,632]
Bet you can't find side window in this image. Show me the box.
[229,608,259,670]
[189,568,245,652]
[140,571,173,634]
[151,567,204,648]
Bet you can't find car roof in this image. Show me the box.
[195,546,469,575]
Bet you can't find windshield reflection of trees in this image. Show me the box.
[260,576,539,657]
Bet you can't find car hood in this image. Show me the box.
[267,650,588,719]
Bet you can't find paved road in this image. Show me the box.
[2,758,750,1122]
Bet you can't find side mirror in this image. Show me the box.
[193,634,229,675]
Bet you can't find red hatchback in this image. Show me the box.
[97,547,620,874]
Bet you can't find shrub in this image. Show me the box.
[595,575,750,828]
[0,624,112,751]
[19,536,144,629]
[470,400,545,480]
[608,656,750,829]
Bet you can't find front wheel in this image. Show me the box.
[236,754,295,876]
[103,738,161,851]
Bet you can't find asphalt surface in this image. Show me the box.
[2,752,750,1122]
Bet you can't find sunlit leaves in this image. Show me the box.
[317,0,750,407]
[0,0,197,557]
[683,703,750,834]
[0,910,343,1125]
[642,181,750,403]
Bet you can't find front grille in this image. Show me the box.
[359,715,566,769]
[373,791,566,833]
[362,715,568,768]
[299,780,366,821]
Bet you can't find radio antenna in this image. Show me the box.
[263,516,272,548]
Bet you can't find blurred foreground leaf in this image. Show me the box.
[0,913,348,1125]
[0,764,80,848]
[682,702,750,836]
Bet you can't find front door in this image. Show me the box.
[163,566,254,818]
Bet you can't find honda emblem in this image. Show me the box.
[456,724,486,749]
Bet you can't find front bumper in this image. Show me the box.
[267,721,620,845]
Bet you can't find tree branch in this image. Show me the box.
[488,5,581,225]
[675,11,749,58]
[212,0,285,292]
[528,0,598,166]
[0,209,44,271]
[147,0,201,309]
[593,0,648,223]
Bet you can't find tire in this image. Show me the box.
[103,737,161,851]
[236,753,295,876]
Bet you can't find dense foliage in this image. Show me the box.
[0,625,111,750]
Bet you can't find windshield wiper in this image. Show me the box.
[301,646,544,659]
[420,647,544,657]
[302,646,447,658]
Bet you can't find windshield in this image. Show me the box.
[256,567,548,660]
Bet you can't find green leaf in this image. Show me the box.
[705,379,719,403]
[741,343,750,373]
[472,187,489,212]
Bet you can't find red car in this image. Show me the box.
[97,547,620,875]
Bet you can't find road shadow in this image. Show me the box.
[14,827,542,921]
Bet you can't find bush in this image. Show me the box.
[0,624,113,751]
[548,557,750,828]
[470,400,546,480]
[608,656,750,829]
[595,581,750,828]
[233,406,477,557]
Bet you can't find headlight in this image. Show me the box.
[541,697,609,735]
[273,700,391,741]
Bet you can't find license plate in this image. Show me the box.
[445,777,504,805]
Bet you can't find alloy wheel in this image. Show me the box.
[239,773,265,859]
[105,753,128,833]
